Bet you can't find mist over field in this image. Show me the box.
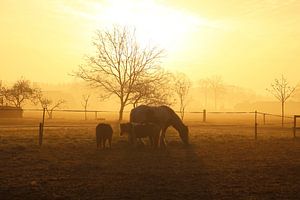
[2,80,300,115]
[1,0,300,199]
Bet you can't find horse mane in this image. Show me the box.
[130,105,185,129]
[159,105,185,128]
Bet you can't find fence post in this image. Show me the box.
[294,115,297,138]
[39,123,43,146]
[39,108,46,146]
[203,109,206,122]
[263,113,266,125]
[95,111,98,120]
[255,110,258,140]
[42,108,45,126]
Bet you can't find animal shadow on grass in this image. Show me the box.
[98,140,213,200]
[0,138,212,200]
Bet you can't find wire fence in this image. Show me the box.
[0,108,296,125]
[0,108,299,145]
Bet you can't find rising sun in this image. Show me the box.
[68,0,206,53]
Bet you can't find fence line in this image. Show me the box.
[0,125,39,128]
[23,109,128,113]
[1,108,298,144]
[0,108,295,119]
[256,111,294,119]
[1,108,296,127]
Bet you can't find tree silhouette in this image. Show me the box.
[0,80,4,106]
[2,79,40,108]
[81,94,91,120]
[208,76,224,110]
[39,96,65,119]
[292,83,300,101]
[198,78,210,108]
[267,75,297,126]
[129,71,174,108]
[74,26,164,121]
[174,73,191,120]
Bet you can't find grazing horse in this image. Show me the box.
[120,122,161,148]
[130,105,189,147]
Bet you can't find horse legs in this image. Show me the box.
[149,136,154,147]
[160,127,167,148]
[98,137,102,149]
[153,133,159,148]
[128,131,137,147]
[138,138,145,146]
[132,131,137,147]
[102,138,106,149]
[108,137,112,149]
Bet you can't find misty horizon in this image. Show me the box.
[1,1,300,200]
[1,1,300,95]
[1,78,300,115]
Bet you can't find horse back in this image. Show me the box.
[134,123,160,138]
[130,105,172,126]
[96,123,113,138]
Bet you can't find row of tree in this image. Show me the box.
[0,79,39,108]
[198,75,298,126]
[0,79,65,119]
[0,72,191,121]
[198,76,225,110]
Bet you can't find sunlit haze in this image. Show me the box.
[1,2,300,198]
[1,0,300,94]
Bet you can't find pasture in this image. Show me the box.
[0,115,299,199]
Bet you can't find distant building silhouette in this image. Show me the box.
[0,106,23,118]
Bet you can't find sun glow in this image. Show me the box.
[103,0,201,51]
[62,0,207,53]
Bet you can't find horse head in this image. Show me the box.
[119,123,132,136]
[179,124,189,145]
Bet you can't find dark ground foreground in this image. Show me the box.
[0,121,300,200]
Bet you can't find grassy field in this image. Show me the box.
[0,117,299,199]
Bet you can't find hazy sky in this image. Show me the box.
[1,0,300,94]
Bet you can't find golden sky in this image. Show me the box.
[1,0,300,94]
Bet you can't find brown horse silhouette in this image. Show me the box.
[120,122,161,148]
[96,123,113,149]
[130,105,189,148]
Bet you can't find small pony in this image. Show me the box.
[120,122,161,148]
[96,123,113,149]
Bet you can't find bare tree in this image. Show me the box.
[174,73,191,120]
[267,75,297,126]
[292,82,300,101]
[39,96,65,119]
[74,26,164,121]
[0,80,4,106]
[81,94,91,120]
[208,76,224,110]
[130,71,175,108]
[3,79,40,108]
[198,78,210,108]
[0,96,3,106]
